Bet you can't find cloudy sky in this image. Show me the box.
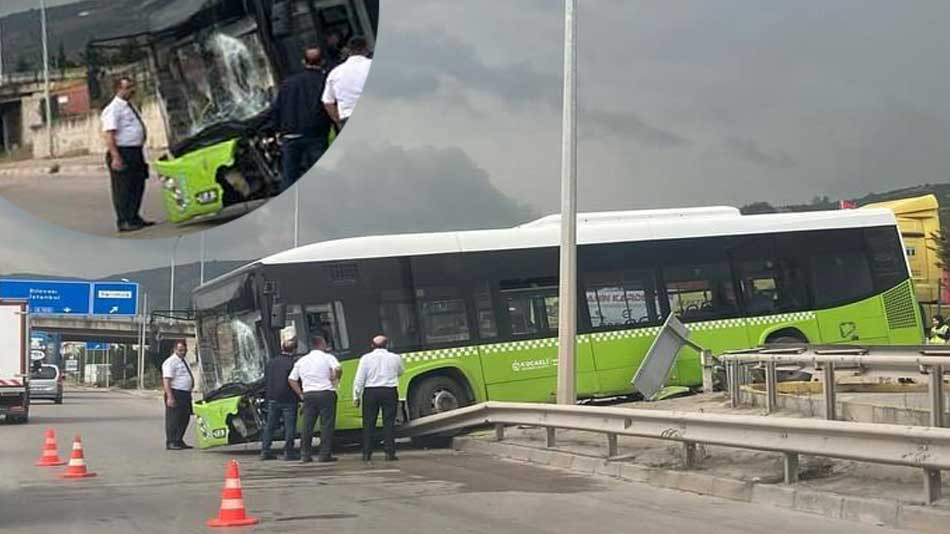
[2,0,950,279]
[0,0,82,17]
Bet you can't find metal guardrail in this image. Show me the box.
[718,345,950,427]
[398,401,950,504]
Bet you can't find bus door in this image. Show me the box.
[269,0,377,75]
[483,278,598,402]
[583,269,663,395]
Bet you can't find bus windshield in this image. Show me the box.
[157,23,276,146]
[194,271,271,397]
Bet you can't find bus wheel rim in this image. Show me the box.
[431,389,458,413]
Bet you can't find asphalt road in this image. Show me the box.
[0,390,908,534]
[0,173,233,239]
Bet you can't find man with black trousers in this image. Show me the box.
[260,335,300,461]
[353,335,404,461]
[288,336,341,463]
[270,47,333,193]
[101,76,154,233]
[161,341,194,450]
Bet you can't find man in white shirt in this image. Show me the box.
[161,341,194,450]
[100,76,153,233]
[288,336,342,462]
[353,335,404,461]
[322,36,372,132]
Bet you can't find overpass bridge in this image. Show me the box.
[30,314,195,344]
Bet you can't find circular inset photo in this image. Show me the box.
[0,0,379,238]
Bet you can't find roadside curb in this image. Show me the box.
[0,164,106,176]
[454,437,950,532]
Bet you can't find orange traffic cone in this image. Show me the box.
[207,460,259,527]
[58,434,97,479]
[35,428,66,467]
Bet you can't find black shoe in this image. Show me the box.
[300,456,313,463]
[361,454,371,462]
[134,218,156,227]
[177,442,194,449]
[166,443,184,450]
[281,452,300,461]
[317,456,338,463]
[118,221,145,233]
[385,454,398,461]
[260,452,276,461]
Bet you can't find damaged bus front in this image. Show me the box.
[88,0,379,225]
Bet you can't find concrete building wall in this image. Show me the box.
[30,96,169,159]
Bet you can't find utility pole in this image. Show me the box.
[138,292,147,390]
[40,0,54,158]
[199,231,206,285]
[169,236,182,310]
[556,0,578,405]
[294,187,300,248]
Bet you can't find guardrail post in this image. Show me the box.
[701,350,716,393]
[606,433,618,459]
[924,468,942,504]
[495,423,505,441]
[783,452,799,484]
[546,427,556,448]
[822,362,836,420]
[682,441,698,469]
[765,360,778,414]
[929,365,945,428]
[728,361,740,407]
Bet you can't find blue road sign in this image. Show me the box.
[86,342,108,351]
[0,279,91,315]
[92,282,139,316]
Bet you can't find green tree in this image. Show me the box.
[57,42,68,74]
[740,202,777,215]
[14,56,33,72]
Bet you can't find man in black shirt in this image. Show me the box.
[270,47,333,192]
[260,337,300,461]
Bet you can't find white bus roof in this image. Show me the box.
[261,207,898,266]
[517,206,741,227]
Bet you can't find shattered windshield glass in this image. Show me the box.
[198,309,268,395]
[160,23,276,145]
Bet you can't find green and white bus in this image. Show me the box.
[190,206,924,449]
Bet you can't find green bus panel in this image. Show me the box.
[154,139,236,224]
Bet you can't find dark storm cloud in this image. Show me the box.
[726,137,795,170]
[372,27,559,105]
[583,108,689,148]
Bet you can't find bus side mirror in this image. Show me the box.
[271,303,286,328]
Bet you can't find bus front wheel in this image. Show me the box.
[408,375,471,449]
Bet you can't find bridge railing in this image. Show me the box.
[397,400,950,504]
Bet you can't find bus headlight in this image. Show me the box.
[161,177,177,190]
[195,190,218,205]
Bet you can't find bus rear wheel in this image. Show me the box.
[409,375,471,448]
[765,334,811,382]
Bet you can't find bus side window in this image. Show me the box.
[584,269,660,328]
[500,278,558,337]
[663,263,737,321]
[810,251,873,308]
[416,287,472,345]
[864,227,908,291]
[305,302,350,354]
[378,290,422,350]
[735,258,807,315]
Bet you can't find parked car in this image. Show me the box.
[29,364,63,404]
